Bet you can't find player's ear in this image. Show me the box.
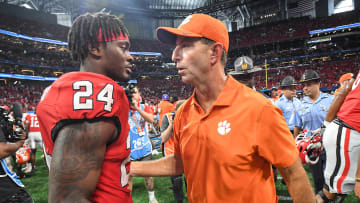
[88,44,103,57]
[209,43,223,65]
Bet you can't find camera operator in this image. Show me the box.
[0,105,33,203]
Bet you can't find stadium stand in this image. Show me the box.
[0,9,359,110]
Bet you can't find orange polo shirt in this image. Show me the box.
[158,100,175,127]
[173,76,298,203]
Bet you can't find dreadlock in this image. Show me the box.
[68,12,129,63]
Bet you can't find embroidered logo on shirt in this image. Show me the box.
[217,120,231,135]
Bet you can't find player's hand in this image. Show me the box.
[355,181,360,199]
[344,78,355,94]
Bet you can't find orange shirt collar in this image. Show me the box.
[189,75,238,108]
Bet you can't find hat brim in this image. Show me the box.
[299,78,320,83]
[227,67,262,75]
[280,84,298,88]
[156,27,203,45]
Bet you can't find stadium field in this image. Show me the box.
[21,151,358,203]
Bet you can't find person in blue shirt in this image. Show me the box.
[294,69,334,194]
[128,85,158,203]
[275,76,301,135]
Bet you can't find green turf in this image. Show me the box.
[19,151,358,202]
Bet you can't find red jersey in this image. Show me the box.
[338,70,360,132]
[25,114,40,132]
[37,72,132,202]
[150,104,157,115]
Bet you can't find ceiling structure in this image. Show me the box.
[4,0,280,21]
[3,0,353,29]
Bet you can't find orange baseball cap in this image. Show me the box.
[156,13,229,53]
[339,73,353,83]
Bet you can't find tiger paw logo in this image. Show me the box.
[217,120,231,136]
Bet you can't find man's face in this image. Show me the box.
[233,74,255,89]
[302,80,320,97]
[282,86,297,100]
[270,89,278,98]
[101,39,134,82]
[172,36,212,85]
[132,87,141,103]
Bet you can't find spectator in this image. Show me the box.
[128,85,158,203]
[269,86,279,104]
[157,94,174,128]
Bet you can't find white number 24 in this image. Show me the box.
[73,81,114,112]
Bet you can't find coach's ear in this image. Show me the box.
[209,43,223,65]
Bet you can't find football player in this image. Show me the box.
[37,12,133,202]
[23,113,42,173]
[316,70,359,202]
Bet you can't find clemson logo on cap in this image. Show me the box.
[179,15,192,27]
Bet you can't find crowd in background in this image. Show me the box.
[229,10,360,48]
[0,10,359,112]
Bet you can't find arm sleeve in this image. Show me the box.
[256,104,299,168]
[294,110,302,128]
[275,101,285,115]
[172,108,182,156]
[160,114,169,133]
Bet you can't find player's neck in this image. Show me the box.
[80,60,103,75]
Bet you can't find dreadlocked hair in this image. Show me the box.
[68,12,129,63]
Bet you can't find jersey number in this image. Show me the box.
[30,116,39,128]
[73,81,114,112]
[120,156,131,187]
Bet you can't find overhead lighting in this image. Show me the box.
[20,3,33,9]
